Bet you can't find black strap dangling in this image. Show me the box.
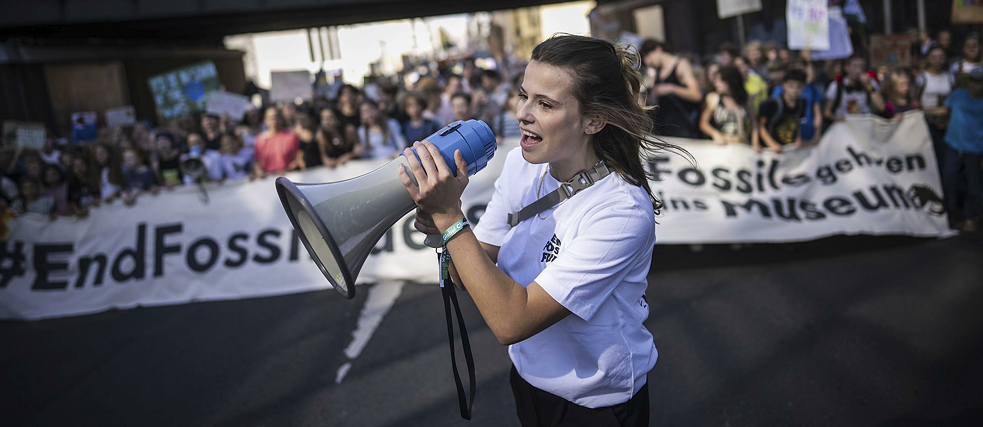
[437,249,476,420]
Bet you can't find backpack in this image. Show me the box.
[830,72,877,116]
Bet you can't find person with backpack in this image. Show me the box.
[823,56,886,121]
[757,69,808,153]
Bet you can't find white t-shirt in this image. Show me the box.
[358,119,406,160]
[472,148,658,408]
[825,78,880,116]
[916,71,954,109]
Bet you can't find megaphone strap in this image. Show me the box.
[438,250,477,420]
[506,161,612,228]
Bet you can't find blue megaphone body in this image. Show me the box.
[275,119,498,298]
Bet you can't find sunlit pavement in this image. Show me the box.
[2,234,982,427]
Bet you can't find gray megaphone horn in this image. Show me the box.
[180,147,207,181]
[276,119,498,299]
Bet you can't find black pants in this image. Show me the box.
[510,365,649,427]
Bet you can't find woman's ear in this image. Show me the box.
[584,113,607,135]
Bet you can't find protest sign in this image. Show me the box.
[952,0,983,23]
[810,8,853,61]
[717,0,762,19]
[206,91,255,121]
[2,121,45,149]
[270,71,312,102]
[148,62,221,121]
[869,34,912,68]
[71,112,97,143]
[105,106,136,129]
[788,0,829,50]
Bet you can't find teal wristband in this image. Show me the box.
[441,218,470,246]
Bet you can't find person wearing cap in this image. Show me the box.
[941,67,983,232]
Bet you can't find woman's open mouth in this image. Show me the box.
[520,129,543,148]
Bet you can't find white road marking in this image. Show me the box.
[335,280,405,384]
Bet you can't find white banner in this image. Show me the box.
[650,113,951,243]
[0,115,951,320]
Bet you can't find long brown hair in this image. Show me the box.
[530,34,691,213]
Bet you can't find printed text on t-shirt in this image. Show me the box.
[541,234,561,263]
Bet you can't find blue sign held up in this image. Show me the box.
[184,81,205,102]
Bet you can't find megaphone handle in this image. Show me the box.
[425,233,442,248]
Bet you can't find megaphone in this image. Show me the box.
[181,146,207,181]
[276,120,497,299]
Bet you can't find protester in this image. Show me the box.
[91,143,123,203]
[824,56,885,121]
[950,33,981,84]
[772,62,824,143]
[494,87,522,139]
[152,132,184,187]
[757,69,808,152]
[937,30,955,60]
[881,69,916,118]
[201,113,223,151]
[182,133,219,184]
[941,67,983,232]
[336,84,362,129]
[700,65,757,146]
[121,147,158,204]
[68,156,99,214]
[41,164,73,216]
[917,45,954,171]
[11,177,54,217]
[746,41,769,80]
[481,69,510,108]
[450,92,474,122]
[210,134,254,182]
[294,108,321,169]
[400,91,442,145]
[641,39,702,138]
[237,108,264,148]
[317,107,360,167]
[253,107,301,178]
[734,56,769,115]
[436,74,464,125]
[470,88,501,125]
[39,137,61,166]
[357,99,405,160]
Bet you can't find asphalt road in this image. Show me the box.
[2,234,982,427]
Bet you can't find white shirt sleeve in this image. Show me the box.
[471,149,520,247]
[824,81,838,101]
[534,198,654,322]
[389,119,407,150]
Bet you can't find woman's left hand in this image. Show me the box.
[398,141,469,222]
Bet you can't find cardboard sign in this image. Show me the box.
[716,0,762,19]
[810,9,853,61]
[71,112,97,143]
[869,34,912,68]
[105,106,136,129]
[206,91,255,121]
[270,71,312,102]
[788,0,829,51]
[148,62,221,120]
[2,121,46,149]
[952,0,983,23]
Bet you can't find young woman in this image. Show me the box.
[357,99,406,160]
[253,107,301,179]
[916,46,954,171]
[640,39,702,138]
[700,65,758,146]
[91,143,123,203]
[316,108,360,168]
[400,34,684,426]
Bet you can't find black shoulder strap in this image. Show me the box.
[438,252,476,420]
[506,162,612,228]
[832,79,844,114]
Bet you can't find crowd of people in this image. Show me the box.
[640,31,983,233]
[2,28,980,232]
[0,61,523,220]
